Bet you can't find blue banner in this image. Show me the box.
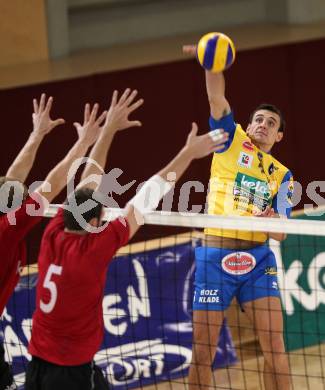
[1,240,237,388]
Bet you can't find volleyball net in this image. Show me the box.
[1,206,325,389]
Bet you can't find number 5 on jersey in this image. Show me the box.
[40,264,63,313]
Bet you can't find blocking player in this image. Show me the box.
[0,95,106,390]
[25,88,229,390]
[183,46,293,390]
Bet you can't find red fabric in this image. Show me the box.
[0,195,44,314]
[29,207,130,365]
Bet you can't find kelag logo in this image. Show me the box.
[235,173,271,199]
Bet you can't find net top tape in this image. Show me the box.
[44,205,325,237]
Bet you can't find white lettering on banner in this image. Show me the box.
[103,294,128,336]
[149,353,164,375]
[155,251,181,266]
[1,310,32,365]
[103,259,150,336]
[4,326,30,362]
[21,318,32,343]
[127,259,151,322]
[95,339,192,386]
[271,239,325,315]
[1,308,12,322]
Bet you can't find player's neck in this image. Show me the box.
[251,140,272,154]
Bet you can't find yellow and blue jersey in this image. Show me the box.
[205,112,294,242]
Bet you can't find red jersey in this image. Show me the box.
[0,195,44,315]
[29,207,129,366]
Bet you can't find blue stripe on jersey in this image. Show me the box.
[203,36,218,70]
[226,45,233,68]
[272,170,293,217]
[209,111,236,153]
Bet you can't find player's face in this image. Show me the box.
[246,110,283,152]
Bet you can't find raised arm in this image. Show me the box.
[35,103,107,203]
[205,71,231,119]
[183,45,231,120]
[6,94,65,182]
[125,123,229,239]
[79,88,143,190]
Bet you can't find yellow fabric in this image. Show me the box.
[204,124,289,242]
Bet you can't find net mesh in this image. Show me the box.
[1,206,325,389]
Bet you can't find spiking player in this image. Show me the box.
[25,88,228,390]
[183,44,293,390]
[0,94,105,390]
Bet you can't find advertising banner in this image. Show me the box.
[272,211,325,351]
[0,240,237,388]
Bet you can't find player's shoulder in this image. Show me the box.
[235,124,248,138]
[92,217,128,241]
[268,154,292,181]
[230,124,253,149]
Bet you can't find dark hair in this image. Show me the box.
[63,188,103,231]
[249,103,285,133]
[0,177,28,217]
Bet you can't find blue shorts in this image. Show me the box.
[193,245,280,311]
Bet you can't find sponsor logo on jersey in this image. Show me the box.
[242,141,254,152]
[268,163,275,175]
[265,266,277,275]
[272,281,278,290]
[287,177,294,205]
[257,152,266,174]
[235,173,271,199]
[221,252,256,275]
[237,152,253,168]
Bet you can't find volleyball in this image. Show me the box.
[196,32,236,72]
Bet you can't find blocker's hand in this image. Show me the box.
[102,88,144,133]
[73,103,107,147]
[184,122,229,159]
[32,93,65,136]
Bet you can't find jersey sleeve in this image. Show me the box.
[5,194,45,241]
[209,111,236,152]
[90,217,130,263]
[272,171,294,218]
